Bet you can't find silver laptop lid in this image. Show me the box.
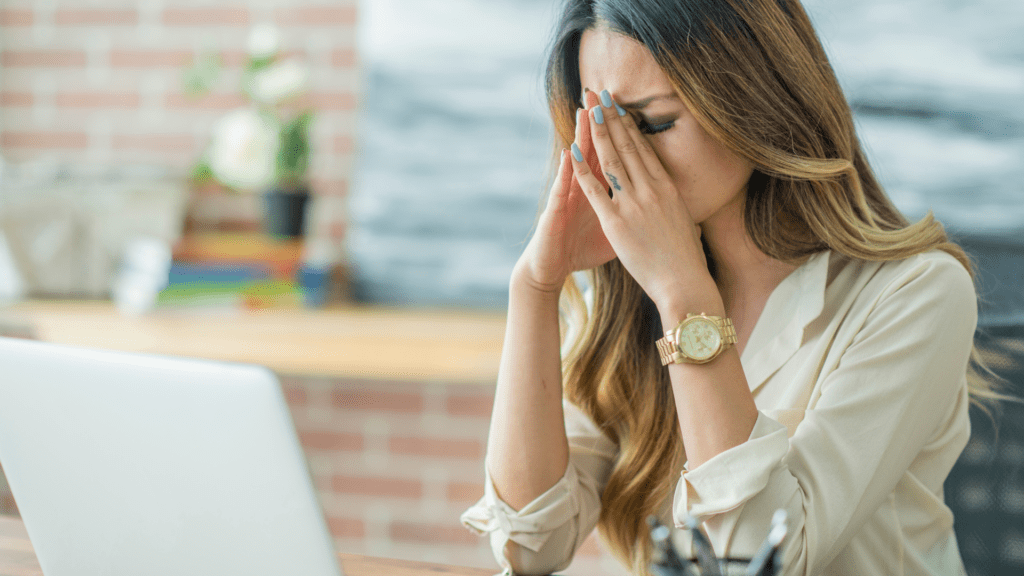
[0,337,343,576]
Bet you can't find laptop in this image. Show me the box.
[0,336,344,576]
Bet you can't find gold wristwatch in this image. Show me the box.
[656,313,737,366]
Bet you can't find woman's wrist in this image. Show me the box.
[653,277,726,328]
[510,261,566,302]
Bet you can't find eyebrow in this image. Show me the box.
[581,87,676,109]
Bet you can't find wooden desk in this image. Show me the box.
[0,301,506,383]
[0,516,494,576]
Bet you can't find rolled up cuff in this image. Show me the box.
[461,463,581,553]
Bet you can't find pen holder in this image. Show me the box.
[647,511,787,576]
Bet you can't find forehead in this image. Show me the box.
[578,28,674,103]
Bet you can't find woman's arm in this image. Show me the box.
[569,94,976,572]
[470,265,612,575]
[677,253,976,574]
[568,99,760,469]
[485,270,570,510]
[488,89,616,511]
[471,90,618,573]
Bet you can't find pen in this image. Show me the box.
[685,515,722,576]
[648,515,691,575]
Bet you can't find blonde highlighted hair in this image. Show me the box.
[543,0,1000,571]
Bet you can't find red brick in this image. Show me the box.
[334,135,354,154]
[214,49,304,67]
[309,91,357,111]
[332,475,422,499]
[55,9,137,25]
[326,516,364,538]
[0,92,32,107]
[280,381,307,406]
[56,92,140,109]
[0,9,33,26]
[276,6,356,26]
[332,49,356,67]
[163,8,249,26]
[111,134,196,152]
[208,50,243,67]
[446,481,484,503]
[110,49,192,68]
[1,131,88,149]
[446,394,493,417]
[389,436,483,459]
[332,389,423,413]
[298,431,363,452]
[165,92,248,110]
[390,521,479,546]
[1,50,86,67]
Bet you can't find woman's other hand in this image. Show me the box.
[514,90,617,295]
[569,90,717,313]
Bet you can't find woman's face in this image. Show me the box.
[577,27,754,225]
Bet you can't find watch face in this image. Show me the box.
[676,317,722,361]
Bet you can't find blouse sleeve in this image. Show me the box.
[673,253,978,574]
[461,399,617,575]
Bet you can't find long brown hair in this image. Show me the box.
[543,0,994,572]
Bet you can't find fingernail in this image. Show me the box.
[593,106,604,125]
[571,142,583,162]
[575,109,581,124]
[600,89,613,108]
[615,103,626,117]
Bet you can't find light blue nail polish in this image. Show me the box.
[571,142,583,162]
[576,109,581,124]
[615,103,626,117]
[600,89,613,108]
[594,106,604,124]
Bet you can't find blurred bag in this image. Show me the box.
[0,162,187,299]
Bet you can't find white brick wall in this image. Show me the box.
[0,0,359,240]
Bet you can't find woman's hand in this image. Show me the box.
[514,91,617,295]
[569,91,719,314]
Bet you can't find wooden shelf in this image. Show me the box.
[0,301,506,384]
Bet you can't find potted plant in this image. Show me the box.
[185,24,315,238]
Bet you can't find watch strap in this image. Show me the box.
[656,315,737,366]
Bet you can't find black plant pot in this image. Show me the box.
[264,187,310,238]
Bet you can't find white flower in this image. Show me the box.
[251,59,310,104]
[247,24,281,59]
[208,107,280,191]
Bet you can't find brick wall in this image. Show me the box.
[282,376,626,575]
[0,0,356,239]
[0,375,627,575]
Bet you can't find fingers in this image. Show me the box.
[583,88,601,115]
[570,141,615,220]
[553,148,572,206]
[608,93,673,182]
[574,95,610,193]
[588,90,650,191]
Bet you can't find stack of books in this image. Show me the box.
[161,233,305,310]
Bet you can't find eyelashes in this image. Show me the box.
[637,118,675,135]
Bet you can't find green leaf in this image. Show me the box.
[276,110,314,189]
[190,158,215,185]
[241,55,275,100]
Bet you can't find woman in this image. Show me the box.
[462,0,992,574]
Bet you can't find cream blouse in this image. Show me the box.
[462,250,975,576]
